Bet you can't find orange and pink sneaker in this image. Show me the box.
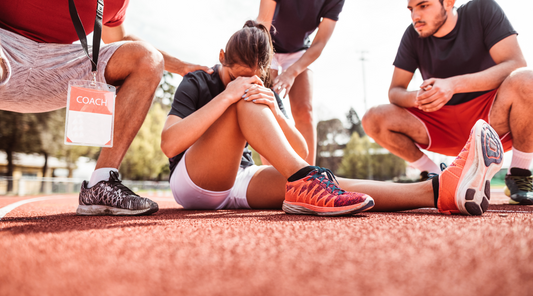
[283,167,374,216]
[438,119,503,215]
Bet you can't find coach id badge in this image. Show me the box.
[64,78,116,147]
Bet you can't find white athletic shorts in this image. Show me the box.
[271,50,306,72]
[170,151,261,210]
[0,27,125,113]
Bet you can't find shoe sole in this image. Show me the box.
[76,205,158,216]
[282,197,375,216]
[455,121,503,215]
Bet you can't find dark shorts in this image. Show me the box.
[406,89,513,156]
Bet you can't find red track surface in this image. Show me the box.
[1,191,532,296]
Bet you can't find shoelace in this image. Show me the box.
[108,171,139,197]
[308,167,345,195]
[427,163,448,180]
[510,175,533,192]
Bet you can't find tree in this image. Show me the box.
[346,107,365,138]
[338,133,406,181]
[316,118,347,172]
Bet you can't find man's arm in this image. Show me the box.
[416,35,526,112]
[256,0,276,31]
[102,24,213,76]
[272,18,337,97]
[388,67,417,108]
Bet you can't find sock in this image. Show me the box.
[508,147,533,174]
[432,176,440,208]
[88,168,118,187]
[288,166,315,182]
[409,154,441,174]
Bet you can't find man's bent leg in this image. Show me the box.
[99,41,164,169]
[362,104,439,174]
[77,41,163,216]
[0,36,11,88]
[288,69,316,165]
[490,68,533,204]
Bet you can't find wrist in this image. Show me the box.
[447,76,461,94]
[285,66,301,78]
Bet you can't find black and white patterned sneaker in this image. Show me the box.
[77,171,159,216]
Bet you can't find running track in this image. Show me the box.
[1,190,532,295]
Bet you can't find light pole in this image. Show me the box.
[357,50,372,180]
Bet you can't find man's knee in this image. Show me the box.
[114,41,164,82]
[505,68,533,98]
[362,105,389,136]
[133,42,164,78]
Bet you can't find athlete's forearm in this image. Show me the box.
[389,87,418,108]
[447,59,526,94]
[161,94,233,158]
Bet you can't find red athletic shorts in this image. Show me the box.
[406,89,513,156]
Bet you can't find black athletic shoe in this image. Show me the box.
[504,168,533,205]
[77,171,159,216]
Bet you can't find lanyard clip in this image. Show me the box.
[90,71,97,86]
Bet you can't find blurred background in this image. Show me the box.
[1,0,531,195]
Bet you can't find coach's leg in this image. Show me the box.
[0,39,8,84]
[99,41,164,169]
[288,69,316,165]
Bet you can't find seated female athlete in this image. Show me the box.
[161,21,503,216]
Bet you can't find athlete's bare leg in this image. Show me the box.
[362,104,430,162]
[245,165,435,210]
[184,99,308,192]
[97,41,164,169]
[489,68,533,152]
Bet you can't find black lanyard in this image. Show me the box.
[68,0,104,72]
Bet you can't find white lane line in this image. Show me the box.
[0,196,176,220]
[487,209,532,214]
[415,207,532,214]
[0,196,75,220]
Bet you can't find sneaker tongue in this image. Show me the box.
[510,168,532,177]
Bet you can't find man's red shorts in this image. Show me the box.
[406,89,513,156]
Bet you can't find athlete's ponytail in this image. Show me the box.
[224,20,274,87]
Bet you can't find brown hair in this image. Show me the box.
[223,20,274,87]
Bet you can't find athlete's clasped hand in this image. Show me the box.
[416,78,455,112]
[223,75,263,104]
[242,84,282,117]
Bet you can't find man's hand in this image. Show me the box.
[102,24,213,77]
[272,69,297,98]
[415,78,456,112]
[166,60,213,77]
